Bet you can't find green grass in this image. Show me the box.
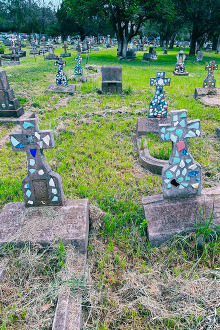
[0,44,220,329]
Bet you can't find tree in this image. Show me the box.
[63,0,154,57]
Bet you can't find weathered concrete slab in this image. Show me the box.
[194,87,218,99]
[137,117,170,136]
[0,199,89,253]
[195,87,220,107]
[216,126,220,138]
[2,61,20,67]
[47,84,76,94]
[137,136,167,174]
[142,187,220,246]
[0,111,35,123]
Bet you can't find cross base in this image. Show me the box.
[142,187,220,246]
[173,70,189,76]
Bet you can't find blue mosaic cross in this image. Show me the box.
[159,110,201,199]
[10,119,65,207]
[74,54,83,75]
[148,71,171,118]
[203,61,218,88]
[54,57,68,85]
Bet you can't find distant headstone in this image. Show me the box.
[30,44,40,55]
[151,47,158,60]
[82,41,89,53]
[195,51,204,62]
[74,54,83,75]
[0,70,24,117]
[76,43,81,53]
[159,110,201,199]
[163,48,168,55]
[203,61,218,88]
[101,66,122,93]
[148,71,171,118]
[45,45,58,60]
[61,41,71,57]
[142,53,151,62]
[10,118,65,207]
[173,50,189,75]
[126,49,136,60]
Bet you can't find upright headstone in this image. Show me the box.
[61,41,71,57]
[10,118,65,207]
[101,66,122,93]
[148,71,171,118]
[0,70,24,117]
[195,51,204,62]
[151,47,158,60]
[142,53,151,62]
[74,54,83,75]
[82,41,89,53]
[30,44,40,55]
[173,50,189,75]
[159,110,201,198]
[47,58,76,94]
[203,61,218,88]
[45,45,58,60]
[126,49,136,60]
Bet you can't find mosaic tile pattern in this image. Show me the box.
[159,110,201,199]
[173,50,188,75]
[74,54,83,75]
[203,61,218,88]
[54,57,68,85]
[148,71,171,118]
[10,119,65,207]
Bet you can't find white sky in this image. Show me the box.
[39,0,62,9]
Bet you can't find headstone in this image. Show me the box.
[142,53,151,62]
[159,110,201,199]
[0,70,24,117]
[45,45,58,60]
[101,66,122,93]
[163,48,168,55]
[195,51,204,62]
[203,61,218,88]
[141,110,220,246]
[151,47,158,60]
[74,54,83,75]
[47,58,76,94]
[126,49,136,60]
[30,44,40,55]
[10,118,65,207]
[76,43,81,53]
[148,71,171,118]
[81,41,89,53]
[61,41,71,57]
[173,50,189,75]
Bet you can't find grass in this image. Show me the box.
[0,43,220,329]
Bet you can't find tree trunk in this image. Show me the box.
[117,38,123,56]
[212,34,218,51]
[122,39,128,58]
[189,24,198,56]
[169,34,175,49]
[216,35,220,54]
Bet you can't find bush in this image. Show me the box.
[0,46,4,54]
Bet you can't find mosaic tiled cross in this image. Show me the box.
[159,110,201,199]
[54,57,68,85]
[203,61,218,88]
[10,119,65,207]
[148,71,171,118]
[74,54,83,75]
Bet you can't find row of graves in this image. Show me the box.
[0,54,219,327]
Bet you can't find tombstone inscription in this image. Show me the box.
[159,110,201,199]
[0,70,24,117]
[148,71,171,118]
[10,118,65,207]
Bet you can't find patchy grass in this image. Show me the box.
[0,44,219,328]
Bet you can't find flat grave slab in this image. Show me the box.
[195,88,220,107]
[0,199,89,253]
[143,187,220,246]
[2,61,20,67]
[47,84,76,94]
[137,117,169,136]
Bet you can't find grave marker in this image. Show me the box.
[173,50,189,75]
[61,41,71,57]
[45,45,58,60]
[0,70,24,117]
[203,61,218,88]
[74,54,83,75]
[10,118,65,207]
[101,66,122,93]
[195,51,204,62]
[148,71,171,118]
[159,110,201,199]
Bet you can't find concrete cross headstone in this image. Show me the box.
[74,54,83,75]
[159,110,201,199]
[10,118,65,207]
[55,57,68,85]
[148,71,171,118]
[203,61,218,88]
[46,45,58,60]
[173,50,189,75]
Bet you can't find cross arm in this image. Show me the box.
[164,78,171,86]
[159,124,174,142]
[37,130,55,149]
[150,78,157,86]
[185,119,201,139]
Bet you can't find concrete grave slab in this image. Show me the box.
[0,199,89,253]
[2,61,20,67]
[47,84,76,94]
[137,117,170,136]
[195,88,220,107]
[101,66,122,93]
[142,187,220,246]
[0,111,34,123]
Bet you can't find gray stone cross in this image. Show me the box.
[10,118,65,207]
[159,110,201,199]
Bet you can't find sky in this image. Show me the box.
[39,0,62,9]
